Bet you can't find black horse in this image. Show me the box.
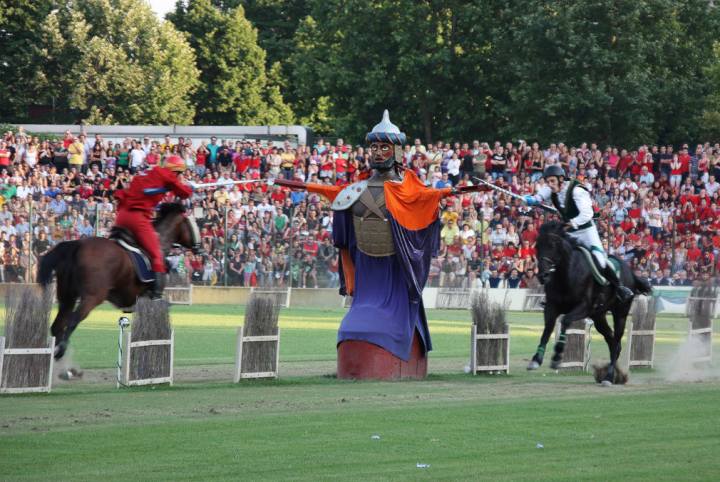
[527,221,652,384]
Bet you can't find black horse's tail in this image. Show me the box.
[632,273,652,296]
[38,241,81,289]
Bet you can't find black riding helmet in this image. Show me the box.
[543,164,566,179]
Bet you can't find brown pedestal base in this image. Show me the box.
[337,332,427,380]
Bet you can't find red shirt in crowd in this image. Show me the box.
[270,189,286,204]
[618,155,632,173]
[196,151,207,167]
[636,150,646,163]
[316,229,331,242]
[146,152,160,166]
[234,155,249,174]
[447,243,462,258]
[519,245,536,258]
[0,149,10,167]
[77,184,94,199]
[687,246,702,262]
[678,152,691,174]
[521,228,538,244]
[713,234,720,250]
[680,193,699,206]
[620,219,634,232]
[335,157,346,174]
[699,206,714,221]
[302,240,319,257]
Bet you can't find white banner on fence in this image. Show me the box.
[421,286,716,314]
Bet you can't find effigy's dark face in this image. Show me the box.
[370,142,395,170]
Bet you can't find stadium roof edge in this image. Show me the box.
[17,124,312,146]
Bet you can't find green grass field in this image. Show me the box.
[1,305,719,481]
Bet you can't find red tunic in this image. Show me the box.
[114,166,192,216]
[114,167,192,272]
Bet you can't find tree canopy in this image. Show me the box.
[0,0,53,121]
[2,0,720,146]
[288,0,720,145]
[168,0,293,125]
[32,0,200,125]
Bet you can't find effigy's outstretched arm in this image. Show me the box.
[272,179,309,190]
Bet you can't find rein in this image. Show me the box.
[185,216,202,253]
[540,256,557,274]
[154,211,202,254]
[538,232,569,283]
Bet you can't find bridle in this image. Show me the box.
[186,215,203,254]
[179,215,203,254]
[167,215,203,255]
[538,256,557,284]
[537,232,565,284]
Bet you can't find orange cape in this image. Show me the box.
[307,172,450,296]
[307,171,450,230]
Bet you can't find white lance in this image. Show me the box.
[190,179,271,189]
[471,176,558,214]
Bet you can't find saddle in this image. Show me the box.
[109,227,155,284]
[575,246,621,287]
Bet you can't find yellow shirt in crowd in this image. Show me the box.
[68,141,84,165]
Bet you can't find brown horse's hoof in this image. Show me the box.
[58,368,83,381]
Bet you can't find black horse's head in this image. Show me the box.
[536,221,573,284]
[154,203,203,254]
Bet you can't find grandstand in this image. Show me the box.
[0,126,717,288]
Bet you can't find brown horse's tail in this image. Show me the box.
[38,241,81,289]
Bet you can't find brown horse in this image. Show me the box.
[37,204,201,359]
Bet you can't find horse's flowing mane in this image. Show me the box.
[154,203,186,227]
[537,221,577,255]
[538,220,565,238]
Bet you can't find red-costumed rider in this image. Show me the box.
[113,155,193,299]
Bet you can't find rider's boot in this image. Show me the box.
[149,272,166,300]
[604,266,633,303]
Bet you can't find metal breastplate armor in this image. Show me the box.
[352,185,395,257]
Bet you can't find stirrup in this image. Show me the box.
[149,272,166,300]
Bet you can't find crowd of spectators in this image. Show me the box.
[1,126,719,289]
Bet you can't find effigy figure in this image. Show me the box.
[277,111,485,379]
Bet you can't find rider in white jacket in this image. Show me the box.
[524,164,633,302]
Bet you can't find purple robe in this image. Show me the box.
[334,209,440,360]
